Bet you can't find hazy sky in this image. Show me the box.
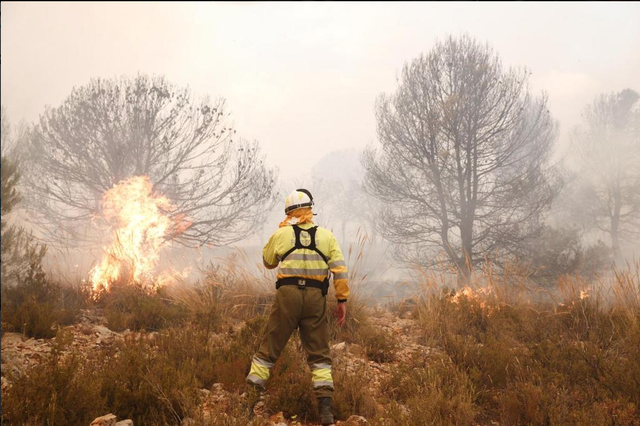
[2,2,639,180]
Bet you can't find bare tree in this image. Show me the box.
[1,110,47,286]
[1,106,28,161]
[25,75,278,247]
[0,106,9,157]
[570,89,640,263]
[363,35,560,279]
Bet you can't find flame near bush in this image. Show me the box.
[90,176,190,295]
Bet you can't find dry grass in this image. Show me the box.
[379,352,478,426]
[1,240,383,425]
[170,249,275,330]
[4,243,640,425]
[411,260,640,426]
[329,230,378,346]
[1,316,267,425]
[332,358,380,421]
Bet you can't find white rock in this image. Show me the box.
[115,420,134,426]
[1,332,25,345]
[331,342,347,351]
[93,325,114,337]
[90,413,117,426]
[345,414,368,424]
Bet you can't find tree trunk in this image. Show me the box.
[611,215,622,265]
[611,182,623,265]
[458,220,474,286]
[456,260,472,287]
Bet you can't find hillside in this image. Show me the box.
[2,306,429,425]
[2,263,639,425]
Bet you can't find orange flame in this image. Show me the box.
[90,176,190,295]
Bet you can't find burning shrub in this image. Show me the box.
[412,263,640,425]
[90,175,191,297]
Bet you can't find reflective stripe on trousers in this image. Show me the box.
[247,356,273,388]
[311,363,333,389]
[248,285,334,398]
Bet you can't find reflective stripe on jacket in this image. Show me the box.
[263,222,350,301]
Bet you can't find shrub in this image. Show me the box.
[332,360,379,421]
[0,267,83,338]
[265,333,317,422]
[1,351,106,425]
[381,353,477,426]
[0,153,85,338]
[98,336,199,425]
[101,282,188,331]
[520,225,612,286]
[412,263,640,425]
[355,321,399,363]
[0,315,269,426]
[197,254,275,321]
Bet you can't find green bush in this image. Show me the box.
[0,154,84,338]
[0,267,84,338]
[101,282,188,331]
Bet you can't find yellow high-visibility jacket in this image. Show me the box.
[262,222,350,301]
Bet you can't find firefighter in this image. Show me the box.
[246,188,349,425]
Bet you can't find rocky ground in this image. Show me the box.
[2,310,115,391]
[1,308,431,426]
[0,310,161,392]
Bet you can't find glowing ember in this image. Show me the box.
[450,286,494,313]
[450,285,493,305]
[90,176,190,295]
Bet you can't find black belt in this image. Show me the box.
[276,277,329,296]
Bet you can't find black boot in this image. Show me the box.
[246,384,265,420]
[318,397,334,425]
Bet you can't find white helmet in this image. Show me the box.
[284,189,314,214]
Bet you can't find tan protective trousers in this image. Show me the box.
[246,285,333,399]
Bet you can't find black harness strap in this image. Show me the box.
[277,225,330,296]
[280,225,329,264]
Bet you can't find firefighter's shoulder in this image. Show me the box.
[315,226,338,241]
